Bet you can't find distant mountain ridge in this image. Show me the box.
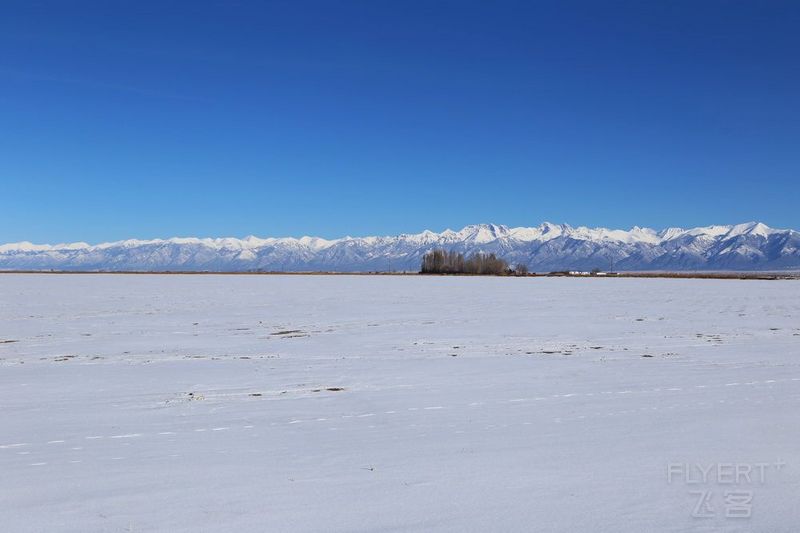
[1,222,799,272]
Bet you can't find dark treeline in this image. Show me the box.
[420,249,525,275]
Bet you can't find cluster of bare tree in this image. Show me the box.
[420,249,528,275]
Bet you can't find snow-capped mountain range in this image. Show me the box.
[1,222,799,272]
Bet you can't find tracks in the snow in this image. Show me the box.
[2,375,799,468]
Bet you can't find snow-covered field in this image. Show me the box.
[1,274,799,532]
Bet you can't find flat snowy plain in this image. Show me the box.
[1,274,799,532]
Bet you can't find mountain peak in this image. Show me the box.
[726,221,775,238]
[454,223,510,242]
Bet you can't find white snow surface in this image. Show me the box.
[1,221,799,271]
[1,274,800,532]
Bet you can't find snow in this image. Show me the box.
[2,222,783,253]
[508,222,567,242]
[684,225,734,238]
[1,274,799,531]
[658,227,686,241]
[0,241,53,253]
[1,222,798,271]
[566,225,661,244]
[726,221,777,239]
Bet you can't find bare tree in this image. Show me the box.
[421,249,510,275]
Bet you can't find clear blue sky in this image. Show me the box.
[2,1,799,243]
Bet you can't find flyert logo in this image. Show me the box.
[667,461,787,520]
